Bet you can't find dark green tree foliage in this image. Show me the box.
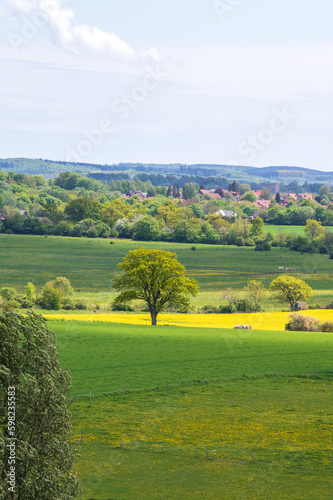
[132,216,160,241]
[0,311,79,499]
[228,180,239,193]
[172,184,180,198]
[173,220,200,243]
[64,198,100,222]
[54,172,82,190]
[182,182,199,200]
[189,204,206,219]
[0,288,17,302]
[200,222,220,244]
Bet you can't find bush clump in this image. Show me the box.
[38,286,63,310]
[285,313,320,332]
[110,301,134,312]
[321,321,333,332]
[0,287,17,301]
[75,301,87,310]
[236,298,258,313]
[200,305,221,314]
[16,297,35,309]
[255,240,271,251]
[62,298,76,310]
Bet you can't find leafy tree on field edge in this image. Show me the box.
[113,248,199,325]
[269,276,313,311]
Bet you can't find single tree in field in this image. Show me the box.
[0,311,79,500]
[304,219,325,241]
[244,280,266,312]
[269,276,313,311]
[112,249,199,325]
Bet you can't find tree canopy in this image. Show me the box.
[244,280,266,312]
[250,217,264,237]
[269,276,313,311]
[113,248,199,325]
[0,311,79,499]
[304,219,325,241]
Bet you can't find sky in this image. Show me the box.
[0,0,333,170]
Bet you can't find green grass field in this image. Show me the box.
[1,234,333,498]
[49,319,333,499]
[264,225,307,235]
[265,225,333,236]
[1,234,333,309]
[72,377,333,499]
[51,320,333,397]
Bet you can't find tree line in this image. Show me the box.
[1,170,333,255]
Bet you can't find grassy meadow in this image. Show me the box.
[51,320,333,398]
[264,225,307,235]
[1,233,333,498]
[49,319,333,499]
[1,233,333,309]
[72,377,333,500]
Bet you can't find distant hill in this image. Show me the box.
[0,158,332,184]
[246,165,333,182]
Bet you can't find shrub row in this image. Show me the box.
[285,313,333,332]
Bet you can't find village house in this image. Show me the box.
[125,190,148,198]
[199,189,222,200]
[216,209,238,218]
[253,200,271,209]
[124,190,149,201]
[296,193,313,201]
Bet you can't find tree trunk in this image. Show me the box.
[150,309,157,325]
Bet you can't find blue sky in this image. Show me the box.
[0,0,333,170]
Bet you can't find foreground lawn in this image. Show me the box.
[72,377,333,499]
[50,321,333,398]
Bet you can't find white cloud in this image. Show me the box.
[7,0,136,61]
[141,46,164,62]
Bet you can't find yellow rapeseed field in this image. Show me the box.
[45,309,333,331]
